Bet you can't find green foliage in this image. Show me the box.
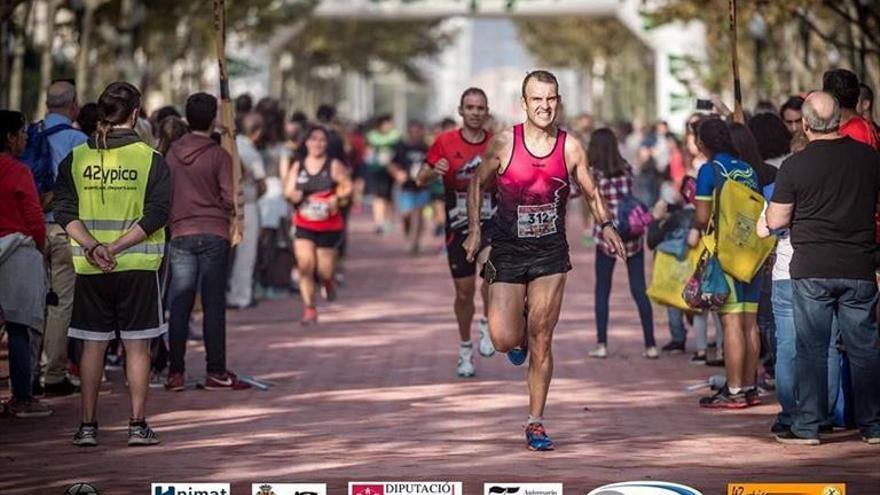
[644,0,880,103]
[283,18,454,81]
[514,16,656,121]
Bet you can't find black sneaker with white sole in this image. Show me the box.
[73,423,98,447]
[770,422,789,435]
[128,422,160,446]
[774,429,820,445]
[689,352,707,364]
[660,341,685,353]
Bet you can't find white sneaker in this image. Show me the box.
[478,318,495,357]
[588,344,608,359]
[643,346,659,359]
[457,345,475,377]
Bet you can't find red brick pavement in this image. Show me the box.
[1,213,877,495]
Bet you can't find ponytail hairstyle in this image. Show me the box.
[95,81,142,150]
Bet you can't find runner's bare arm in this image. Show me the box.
[387,160,407,184]
[415,160,447,187]
[464,130,512,261]
[283,160,303,204]
[331,158,354,208]
[566,137,626,260]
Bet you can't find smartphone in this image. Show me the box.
[696,98,714,111]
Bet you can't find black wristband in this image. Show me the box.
[599,221,614,230]
[85,242,104,257]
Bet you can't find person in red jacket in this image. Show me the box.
[0,110,52,418]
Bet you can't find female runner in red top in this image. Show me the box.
[284,127,353,324]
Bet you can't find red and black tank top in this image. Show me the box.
[293,158,344,232]
[492,124,570,247]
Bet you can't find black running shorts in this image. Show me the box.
[367,167,394,200]
[295,226,343,249]
[482,241,571,285]
[446,228,490,279]
[68,270,166,341]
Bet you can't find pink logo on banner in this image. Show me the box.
[352,485,385,495]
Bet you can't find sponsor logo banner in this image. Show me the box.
[151,483,230,495]
[65,483,100,495]
[349,482,463,495]
[587,481,702,495]
[252,483,328,495]
[728,483,845,495]
[483,483,563,495]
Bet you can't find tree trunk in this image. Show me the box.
[76,0,104,100]
[8,1,30,111]
[35,0,60,114]
[1,19,9,108]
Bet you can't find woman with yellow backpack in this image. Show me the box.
[688,118,774,409]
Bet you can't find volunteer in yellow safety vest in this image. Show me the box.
[53,81,171,447]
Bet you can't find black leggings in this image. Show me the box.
[594,248,656,347]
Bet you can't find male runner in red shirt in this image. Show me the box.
[416,88,495,378]
[823,69,879,150]
[464,71,625,450]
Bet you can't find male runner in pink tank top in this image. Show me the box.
[463,70,626,451]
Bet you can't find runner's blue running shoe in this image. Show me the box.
[525,423,554,451]
[507,338,528,366]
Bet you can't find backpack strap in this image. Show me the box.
[709,160,727,255]
[42,123,73,138]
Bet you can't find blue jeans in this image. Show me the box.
[168,234,230,375]
[757,270,776,373]
[5,322,32,400]
[772,280,841,427]
[595,249,655,347]
[667,307,686,344]
[791,278,880,438]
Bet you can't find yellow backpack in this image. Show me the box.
[710,160,776,282]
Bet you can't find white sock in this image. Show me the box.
[527,415,543,425]
[728,387,742,395]
[460,341,472,348]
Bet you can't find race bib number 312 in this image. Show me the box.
[517,203,558,238]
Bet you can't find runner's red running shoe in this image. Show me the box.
[301,306,318,325]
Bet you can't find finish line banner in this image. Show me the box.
[728,483,845,495]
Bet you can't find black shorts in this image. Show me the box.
[482,241,571,285]
[68,270,166,341]
[367,167,394,200]
[295,227,343,249]
[445,228,490,279]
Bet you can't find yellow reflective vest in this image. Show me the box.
[70,141,165,274]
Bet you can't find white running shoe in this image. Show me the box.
[457,345,475,378]
[478,318,495,357]
[588,344,608,359]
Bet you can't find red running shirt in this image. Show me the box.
[841,116,880,150]
[292,159,344,232]
[426,129,493,231]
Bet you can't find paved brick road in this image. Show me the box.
[2,213,877,495]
